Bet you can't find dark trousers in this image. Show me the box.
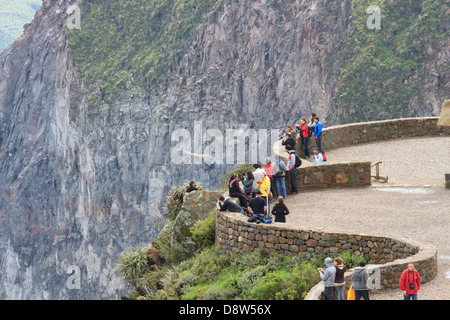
[230,193,247,208]
[355,290,370,300]
[269,176,276,198]
[302,136,310,157]
[315,134,325,154]
[261,196,270,217]
[324,287,333,300]
[289,168,298,193]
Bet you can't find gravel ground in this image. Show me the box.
[284,136,450,300]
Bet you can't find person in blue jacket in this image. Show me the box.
[313,116,325,154]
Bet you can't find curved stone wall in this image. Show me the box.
[216,210,438,299]
[295,117,450,157]
[216,117,446,299]
[286,160,372,193]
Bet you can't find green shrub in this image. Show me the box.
[116,244,149,286]
[67,0,224,107]
[330,0,448,124]
[165,180,202,220]
[191,210,216,250]
[221,162,254,189]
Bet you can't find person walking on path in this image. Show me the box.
[351,261,370,300]
[271,196,290,222]
[272,156,287,198]
[285,146,298,195]
[314,116,325,155]
[318,257,337,300]
[333,257,346,300]
[399,263,421,300]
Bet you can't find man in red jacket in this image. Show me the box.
[399,263,421,300]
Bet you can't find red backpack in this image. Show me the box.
[319,152,327,161]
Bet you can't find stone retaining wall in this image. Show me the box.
[284,161,372,193]
[216,211,438,299]
[305,241,437,300]
[216,117,444,299]
[296,117,450,157]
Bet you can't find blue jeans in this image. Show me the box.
[335,285,344,300]
[302,136,310,157]
[289,168,298,193]
[274,177,287,198]
[404,293,418,300]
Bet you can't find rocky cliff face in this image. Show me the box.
[0,0,447,299]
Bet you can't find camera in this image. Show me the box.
[409,283,414,290]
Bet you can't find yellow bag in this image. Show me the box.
[347,284,355,300]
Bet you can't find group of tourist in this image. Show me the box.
[319,258,422,300]
[282,112,327,162]
[219,163,291,224]
[219,112,424,301]
[219,112,328,223]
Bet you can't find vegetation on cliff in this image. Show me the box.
[67,0,448,122]
[117,211,369,300]
[331,0,449,124]
[116,178,370,300]
[67,0,222,106]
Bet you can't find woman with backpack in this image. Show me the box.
[272,156,288,198]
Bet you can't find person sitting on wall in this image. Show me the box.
[228,173,247,209]
[218,196,245,215]
[313,147,323,163]
[247,191,267,223]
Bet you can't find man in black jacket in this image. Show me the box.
[281,133,296,150]
[218,196,244,214]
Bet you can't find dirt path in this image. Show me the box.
[284,136,450,300]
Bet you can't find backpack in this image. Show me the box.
[319,152,327,161]
[291,152,302,168]
[273,161,284,177]
[308,126,314,137]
